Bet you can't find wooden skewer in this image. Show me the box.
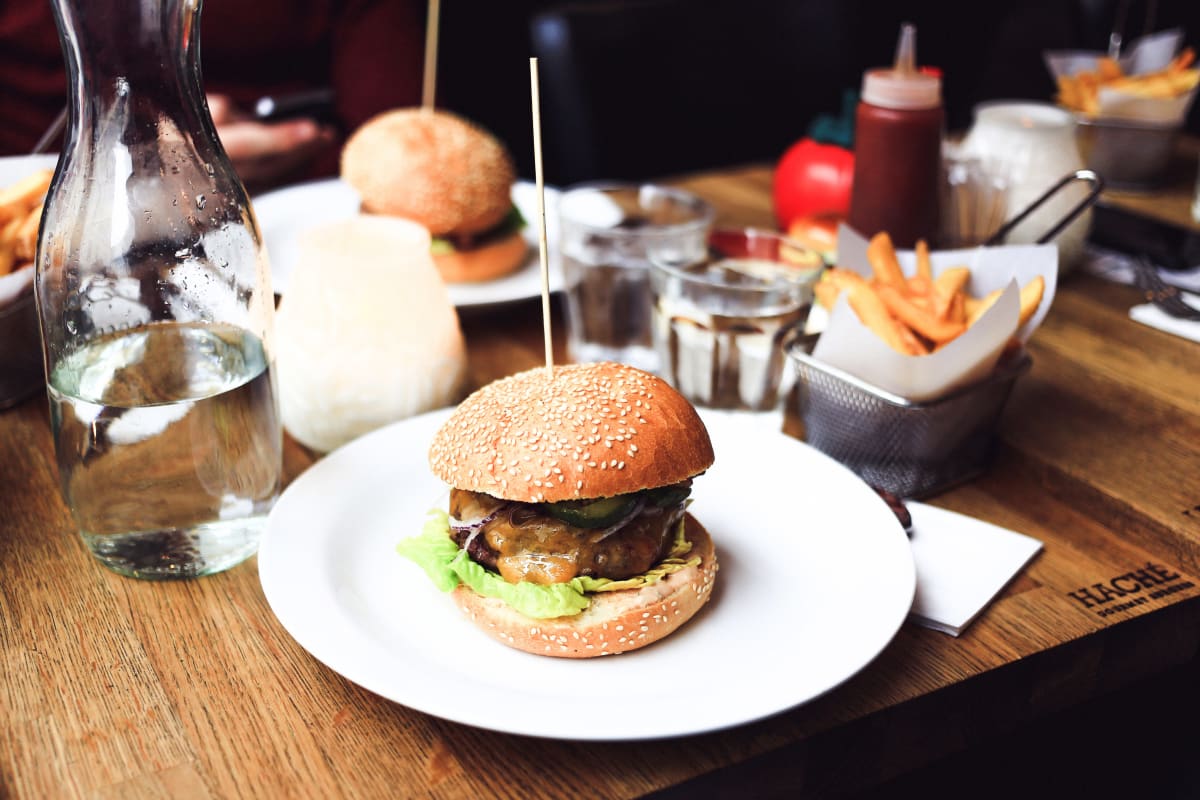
[422,0,441,110]
[529,57,553,373]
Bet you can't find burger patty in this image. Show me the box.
[448,488,687,585]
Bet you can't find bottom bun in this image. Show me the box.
[433,230,529,284]
[452,513,718,658]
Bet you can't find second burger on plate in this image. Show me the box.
[340,108,529,284]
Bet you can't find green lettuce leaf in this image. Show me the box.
[395,510,462,592]
[396,508,698,619]
[428,204,527,255]
[448,547,590,619]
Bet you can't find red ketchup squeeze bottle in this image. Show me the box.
[847,23,944,249]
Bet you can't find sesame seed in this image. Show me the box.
[426,361,710,503]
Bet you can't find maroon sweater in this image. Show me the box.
[0,0,425,179]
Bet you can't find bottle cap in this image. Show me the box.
[861,23,941,109]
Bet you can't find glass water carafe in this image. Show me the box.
[37,0,282,579]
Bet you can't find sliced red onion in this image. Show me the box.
[593,496,648,541]
[449,504,506,534]
[461,527,485,556]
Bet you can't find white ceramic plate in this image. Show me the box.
[0,153,57,184]
[258,407,915,741]
[0,154,58,304]
[251,178,562,308]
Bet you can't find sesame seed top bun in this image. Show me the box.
[429,362,714,503]
[340,108,516,237]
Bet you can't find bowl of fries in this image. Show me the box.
[0,155,55,408]
[1048,43,1199,189]
[788,227,1056,498]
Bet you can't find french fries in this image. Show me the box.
[865,231,906,288]
[0,168,52,277]
[914,239,933,281]
[845,279,928,356]
[815,232,1045,356]
[1018,275,1044,328]
[875,283,966,344]
[1056,47,1200,116]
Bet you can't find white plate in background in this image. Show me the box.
[252,178,562,308]
[258,407,916,741]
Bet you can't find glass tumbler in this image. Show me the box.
[558,183,714,372]
[650,228,823,428]
[37,0,283,579]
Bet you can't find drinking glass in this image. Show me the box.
[38,0,283,579]
[649,228,823,430]
[558,183,714,372]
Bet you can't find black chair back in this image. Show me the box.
[529,0,856,186]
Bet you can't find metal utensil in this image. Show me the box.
[1132,255,1200,321]
[253,87,336,123]
[873,486,913,536]
[983,169,1105,246]
[1107,0,1131,59]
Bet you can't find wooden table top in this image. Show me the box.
[2,162,1199,799]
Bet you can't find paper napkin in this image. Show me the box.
[1129,295,1200,343]
[906,501,1043,636]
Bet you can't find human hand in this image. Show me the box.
[207,93,335,190]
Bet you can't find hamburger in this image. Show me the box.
[340,108,529,284]
[398,362,718,658]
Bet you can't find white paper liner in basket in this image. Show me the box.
[811,227,1058,403]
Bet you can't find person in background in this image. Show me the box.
[0,0,425,193]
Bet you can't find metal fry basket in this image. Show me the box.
[787,334,1031,499]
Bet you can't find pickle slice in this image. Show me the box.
[539,495,638,529]
[644,484,691,508]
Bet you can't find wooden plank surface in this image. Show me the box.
[2,163,1200,799]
